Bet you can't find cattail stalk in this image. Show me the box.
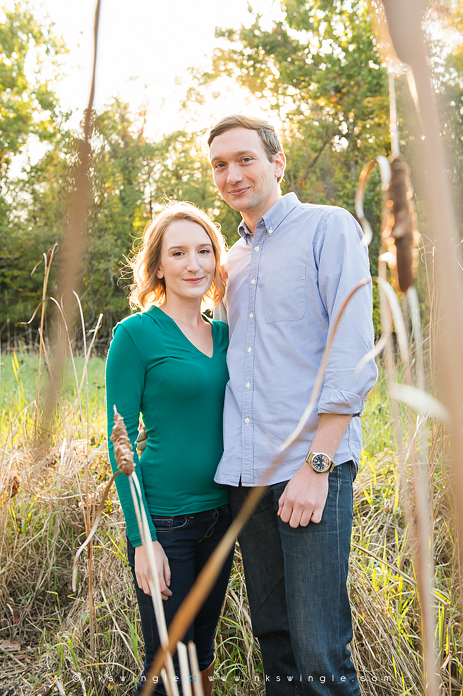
[177,642,193,696]
[188,642,205,696]
[112,408,180,695]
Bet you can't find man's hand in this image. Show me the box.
[277,413,353,527]
[134,540,172,600]
[278,463,329,528]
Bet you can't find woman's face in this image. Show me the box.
[156,219,216,304]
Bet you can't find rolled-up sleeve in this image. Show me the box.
[315,208,378,416]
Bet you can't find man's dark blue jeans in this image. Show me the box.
[127,504,233,696]
[229,461,361,696]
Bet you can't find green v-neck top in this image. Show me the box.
[106,306,229,546]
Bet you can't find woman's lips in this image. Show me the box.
[184,277,205,284]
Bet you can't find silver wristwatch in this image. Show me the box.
[305,451,335,474]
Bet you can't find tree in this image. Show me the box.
[194,0,390,272]
[428,0,463,228]
[81,101,239,338]
[0,3,67,178]
[0,3,68,344]
[0,97,241,346]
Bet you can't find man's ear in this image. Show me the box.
[274,152,286,181]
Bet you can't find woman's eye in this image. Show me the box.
[199,249,211,254]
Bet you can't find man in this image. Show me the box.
[208,114,377,695]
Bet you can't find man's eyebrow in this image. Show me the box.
[210,150,257,163]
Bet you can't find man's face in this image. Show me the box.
[209,127,285,221]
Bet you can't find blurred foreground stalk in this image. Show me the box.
[370,1,463,693]
[380,0,463,587]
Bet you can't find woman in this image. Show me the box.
[106,202,233,696]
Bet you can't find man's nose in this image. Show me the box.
[227,163,243,184]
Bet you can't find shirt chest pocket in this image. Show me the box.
[263,264,306,323]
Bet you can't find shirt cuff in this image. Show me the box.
[126,514,157,546]
[318,389,365,416]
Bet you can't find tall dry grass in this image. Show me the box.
[1,344,462,694]
[2,1,463,694]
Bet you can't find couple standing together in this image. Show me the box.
[106,114,377,696]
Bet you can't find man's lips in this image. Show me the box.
[229,187,250,196]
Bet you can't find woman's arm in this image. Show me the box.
[106,321,157,545]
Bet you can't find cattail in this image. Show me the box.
[383,155,419,293]
[110,407,135,476]
[1,472,20,503]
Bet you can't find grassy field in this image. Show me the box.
[0,351,461,695]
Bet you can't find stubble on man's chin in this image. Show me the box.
[226,196,256,216]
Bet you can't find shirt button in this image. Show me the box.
[254,245,260,252]
[246,382,251,389]
[245,418,250,424]
[251,278,256,285]
[247,346,252,353]
[269,228,273,235]
[249,312,254,319]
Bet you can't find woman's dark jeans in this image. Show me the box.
[127,504,233,696]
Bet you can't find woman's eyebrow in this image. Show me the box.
[167,243,213,251]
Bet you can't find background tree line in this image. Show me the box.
[1,0,462,349]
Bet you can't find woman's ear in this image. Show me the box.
[156,267,163,279]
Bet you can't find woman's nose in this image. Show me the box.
[186,254,200,272]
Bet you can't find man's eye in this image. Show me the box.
[242,157,252,163]
[214,163,226,170]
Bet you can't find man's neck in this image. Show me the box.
[241,191,282,234]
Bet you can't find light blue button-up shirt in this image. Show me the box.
[214,192,377,487]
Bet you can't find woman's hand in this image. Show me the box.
[136,423,147,454]
[134,540,172,600]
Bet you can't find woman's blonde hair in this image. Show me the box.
[129,202,227,311]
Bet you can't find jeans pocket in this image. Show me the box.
[153,515,190,532]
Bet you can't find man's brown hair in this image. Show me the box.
[208,114,284,162]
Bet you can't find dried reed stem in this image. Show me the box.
[177,642,193,696]
[381,0,463,628]
[41,0,101,433]
[34,243,58,442]
[71,470,119,592]
[188,642,205,696]
[128,472,180,696]
[378,265,439,693]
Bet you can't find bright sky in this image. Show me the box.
[12,0,284,140]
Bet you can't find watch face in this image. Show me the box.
[312,453,330,473]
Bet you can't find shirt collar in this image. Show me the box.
[237,192,300,243]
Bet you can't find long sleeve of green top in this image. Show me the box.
[106,306,229,547]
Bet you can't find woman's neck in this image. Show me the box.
[159,295,205,327]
